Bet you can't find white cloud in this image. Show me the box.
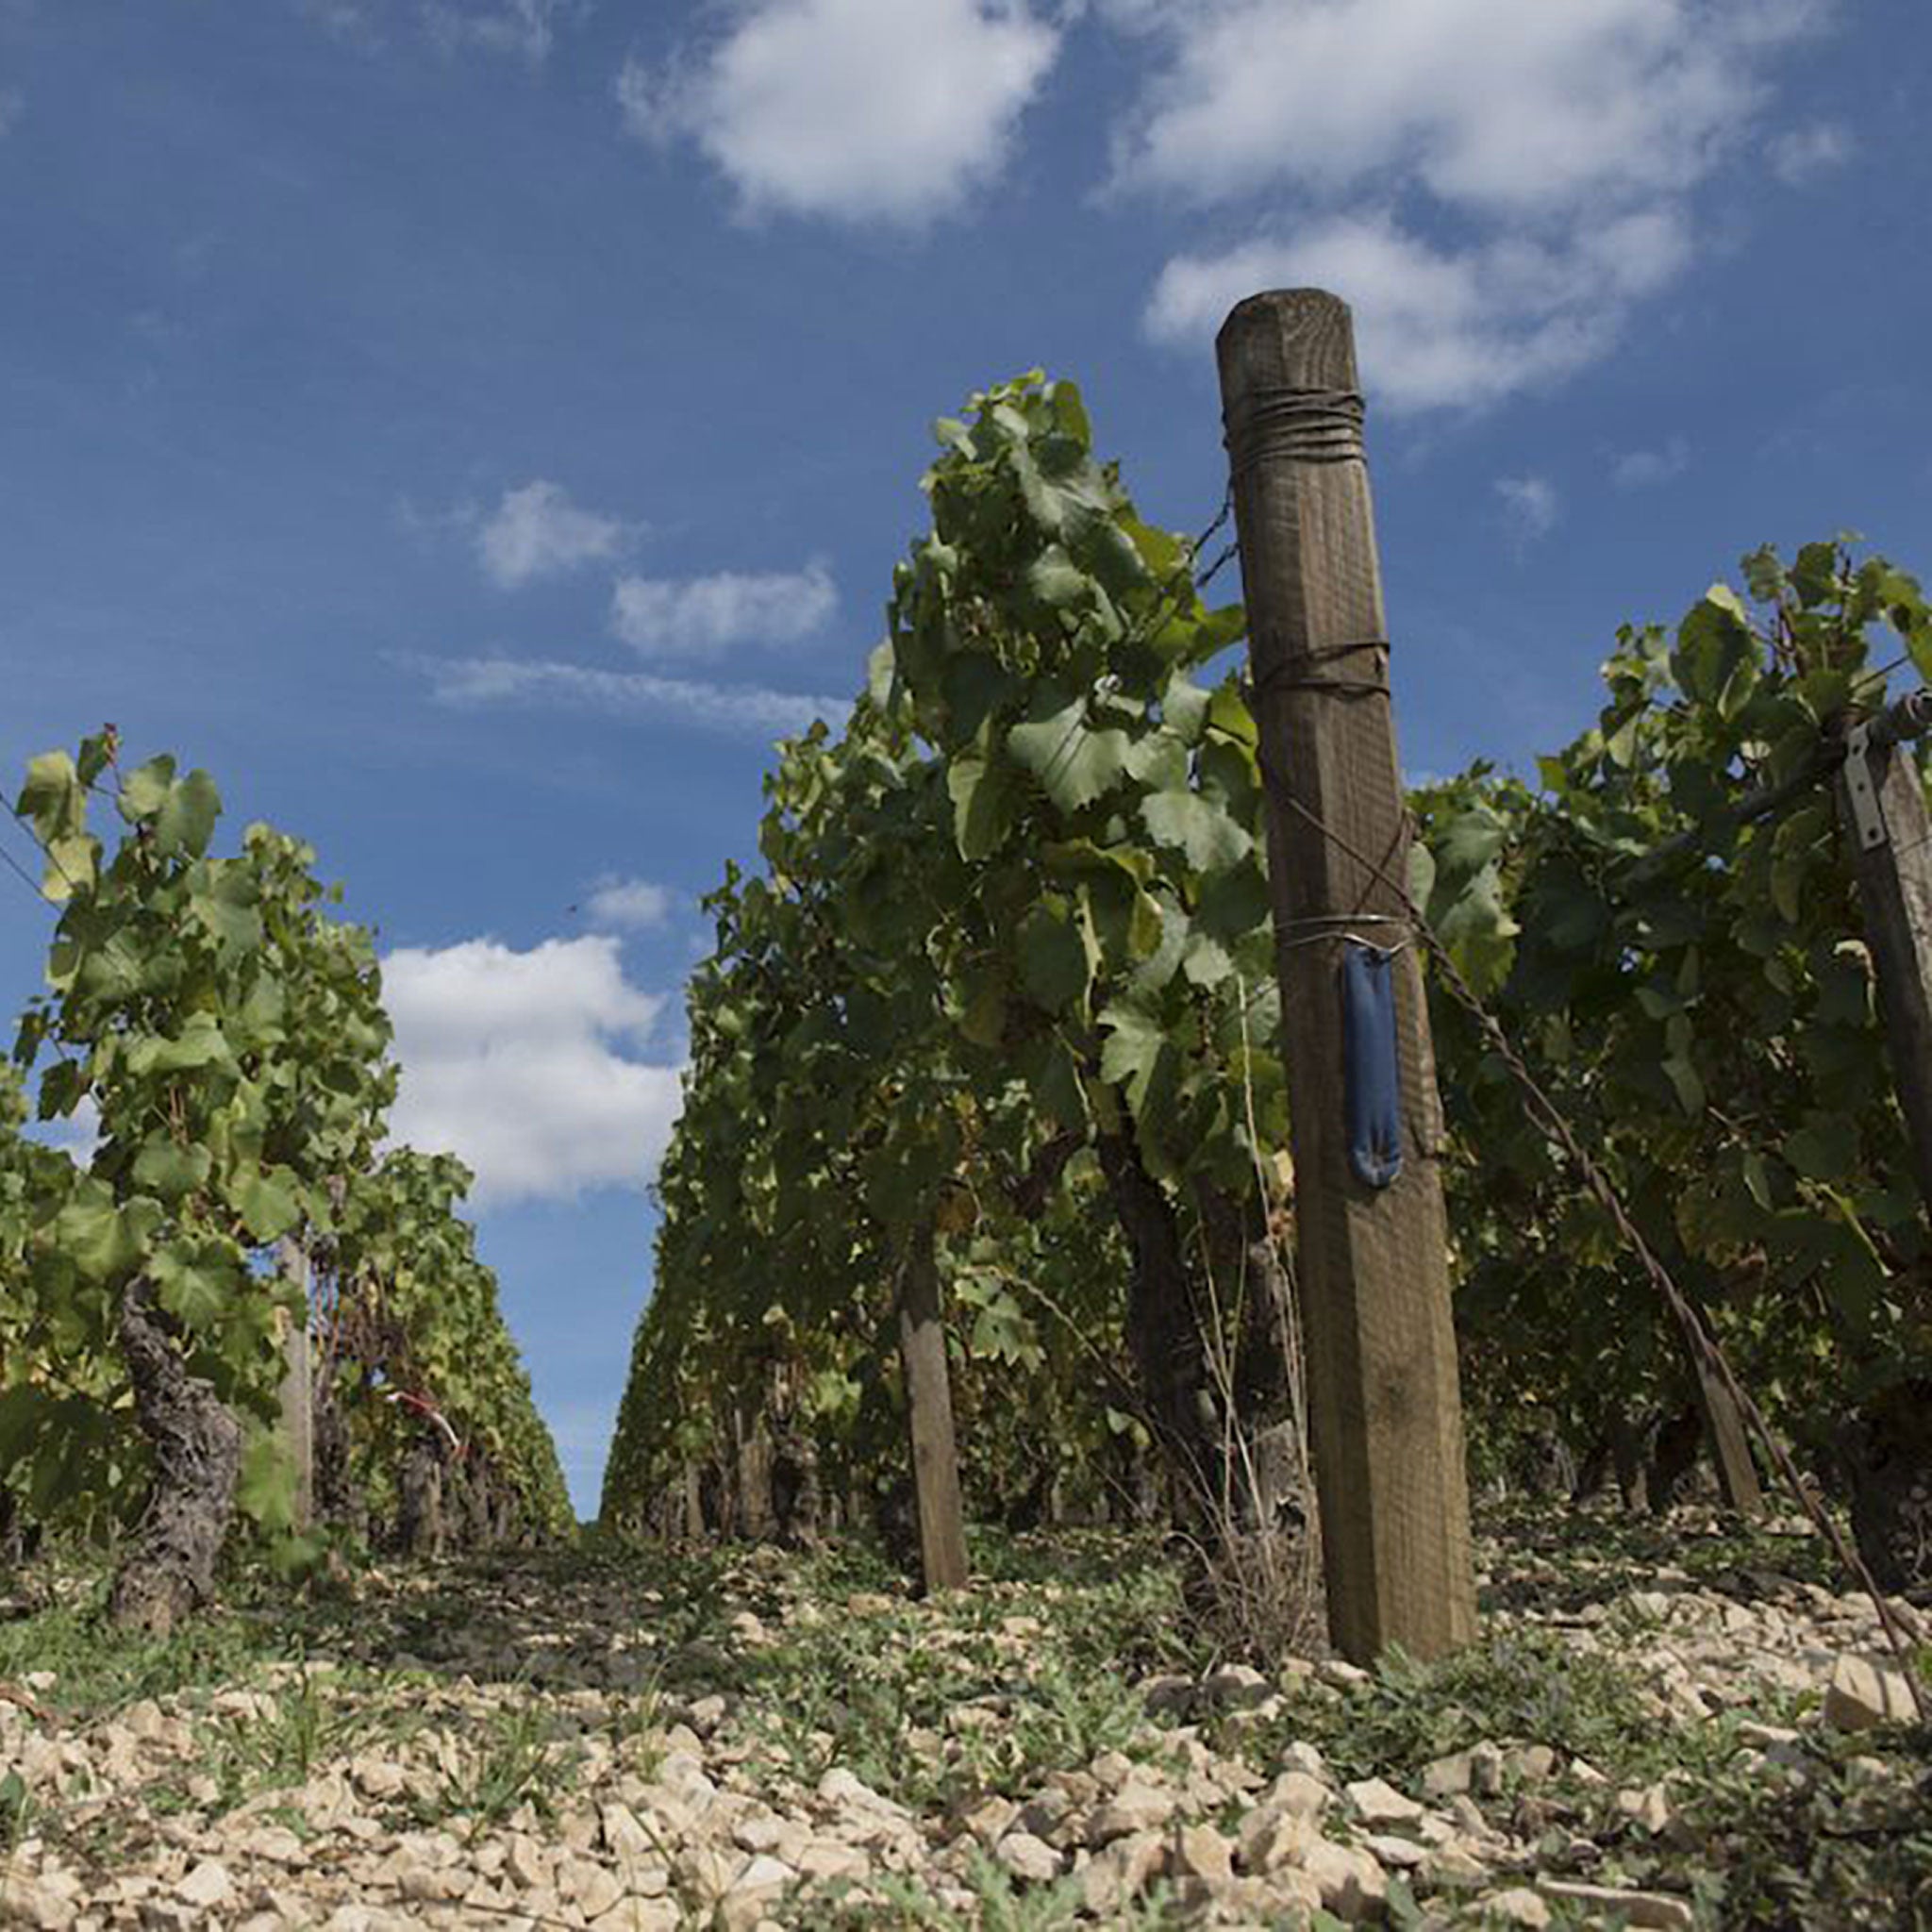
[584,876,675,931]
[297,0,573,58]
[1114,0,1817,212]
[1147,207,1689,413]
[478,481,626,589]
[1495,474,1558,549]
[25,1093,98,1168]
[382,935,682,1206]
[619,0,1060,225]
[1768,119,1851,184]
[1130,0,1834,412]
[424,0,570,62]
[1611,434,1690,488]
[415,652,851,740]
[609,562,836,658]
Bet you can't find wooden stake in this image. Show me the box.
[1688,1353,1764,1518]
[896,1222,968,1593]
[1840,726,1932,1219]
[1216,289,1475,1663]
[275,1239,314,1533]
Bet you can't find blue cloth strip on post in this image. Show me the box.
[1341,941,1403,1189]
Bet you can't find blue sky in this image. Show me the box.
[3,0,1926,1515]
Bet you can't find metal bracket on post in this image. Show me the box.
[1843,722,1890,851]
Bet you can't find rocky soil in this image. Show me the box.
[1,1504,1928,1929]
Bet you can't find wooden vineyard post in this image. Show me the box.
[896,1220,968,1593]
[1216,290,1476,1663]
[1687,1358,1763,1519]
[275,1238,315,1532]
[1840,704,1932,1219]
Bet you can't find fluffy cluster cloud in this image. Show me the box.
[478,480,626,589]
[423,0,569,61]
[609,561,836,658]
[417,653,849,740]
[1149,207,1689,413]
[1612,435,1691,490]
[1494,474,1558,549]
[382,935,682,1206]
[302,0,572,60]
[1768,119,1851,185]
[619,0,1059,225]
[583,876,674,931]
[1130,0,1835,413]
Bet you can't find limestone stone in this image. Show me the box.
[175,1862,233,1910]
[506,1835,551,1890]
[1821,1654,1919,1730]
[1616,1783,1674,1835]
[1301,1838,1387,1923]
[1539,1880,1695,1928]
[993,1832,1061,1883]
[1203,1663,1272,1709]
[0,1874,77,1931]
[1238,1806,1315,1874]
[1089,1780,1174,1841]
[602,1801,653,1859]
[1482,1886,1552,1926]
[556,1853,623,1920]
[592,1901,681,1932]
[1344,1775,1424,1828]
[1257,1770,1332,1819]
[795,1840,869,1883]
[1079,1831,1164,1915]
[1173,1822,1235,1887]
[1362,1831,1429,1870]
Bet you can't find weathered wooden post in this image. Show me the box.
[897,1221,968,1592]
[1216,289,1476,1662]
[1840,695,1932,1214]
[275,1238,315,1532]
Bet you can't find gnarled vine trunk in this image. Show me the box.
[311,1364,369,1544]
[1096,1130,1224,1528]
[109,1279,242,1634]
[1840,1381,1932,1600]
[398,1431,445,1557]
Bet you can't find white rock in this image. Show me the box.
[1203,1663,1272,1709]
[0,1874,76,1931]
[1420,1749,1475,1798]
[1344,1775,1424,1828]
[1616,1783,1674,1835]
[1173,1822,1234,1886]
[557,1856,625,1920]
[1302,1838,1387,1922]
[592,1901,682,1932]
[1079,1832,1163,1915]
[1483,1888,1552,1927]
[994,1832,1061,1883]
[795,1840,869,1883]
[175,1861,233,1909]
[1362,1831,1430,1870]
[601,1801,653,1858]
[1089,1781,1174,1841]
[1540,1880,1695,1928]
[506,1834,551,1890]
[1238,1806,1314,1874]
[952,1795,1017,1844]
[1257,1770,1332,1819]
[1821,1654,1919,1730]
[674,1843,743,1905]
